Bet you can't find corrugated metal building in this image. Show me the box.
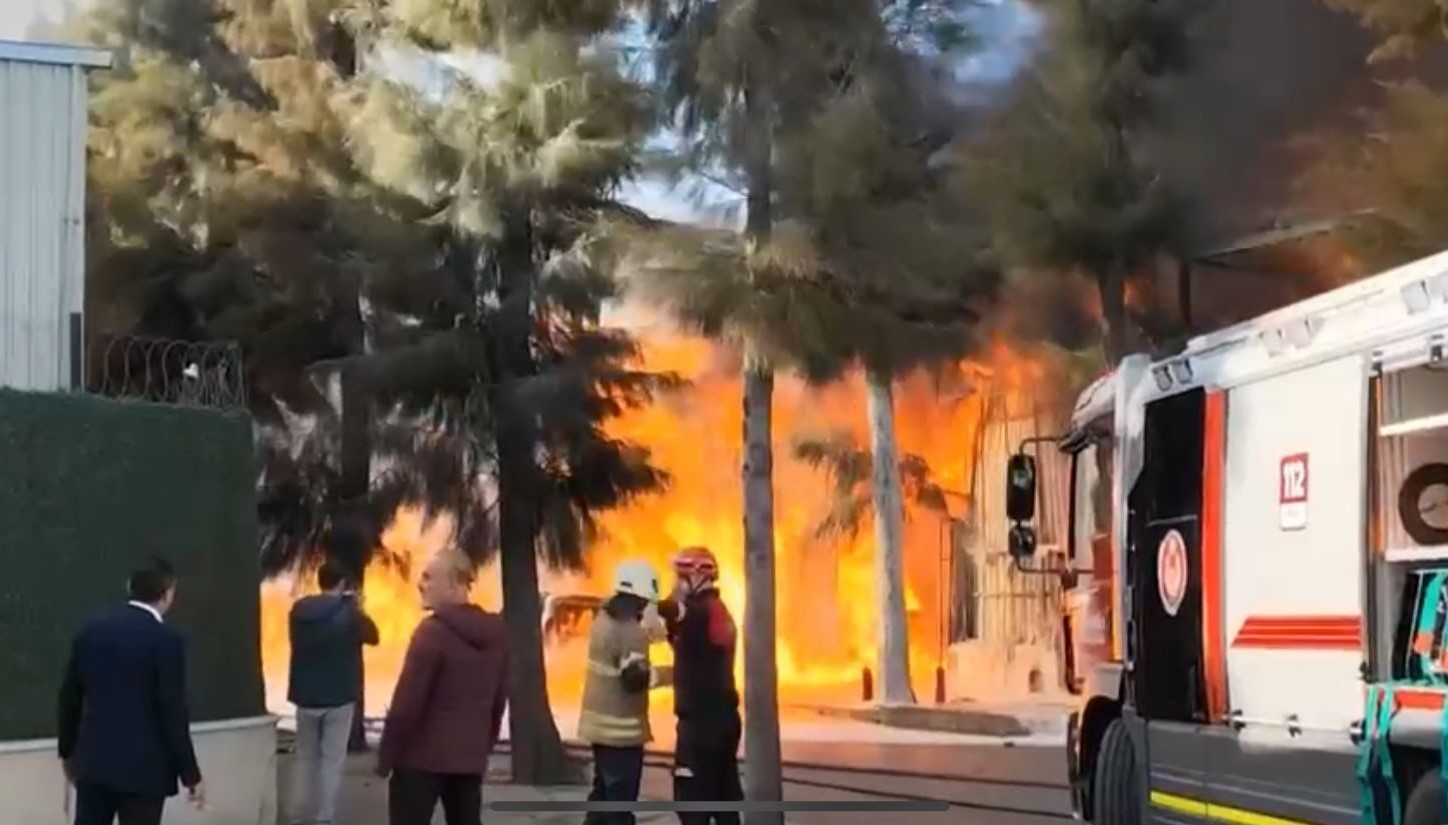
[945,376,1076,700]
[0,40,110,392]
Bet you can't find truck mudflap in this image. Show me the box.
[1066,710,1087,819]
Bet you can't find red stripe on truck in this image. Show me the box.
[1230,616,1361,650]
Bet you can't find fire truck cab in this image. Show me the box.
[1010,247,1448,824]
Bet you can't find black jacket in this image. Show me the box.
[288,592,379,709]
[58,604,202,797]
[662,589,739,718]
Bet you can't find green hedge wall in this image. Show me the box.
[0,390,265,741]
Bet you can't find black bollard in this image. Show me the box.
[862,666,874,703]
[934,666,946,704]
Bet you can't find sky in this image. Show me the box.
[0,0,68,40]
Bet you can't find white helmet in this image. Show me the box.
[612,560,660,601]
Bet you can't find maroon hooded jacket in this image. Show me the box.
[378,603,508,776]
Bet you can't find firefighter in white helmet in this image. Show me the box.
[578,560,664,825]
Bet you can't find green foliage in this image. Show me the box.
[969,0,1195,273]
[630,0,993,379]
[347,19,671,572]
[0,391,264,739]
[965,0,1198,356]
[773,62,995,378]
[1303,81,1448,269]
[352,0,625,50]
[81,0,671,580]
[793,432,950,540]
[350,32,649,239]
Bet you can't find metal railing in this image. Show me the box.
[86,335,247,412]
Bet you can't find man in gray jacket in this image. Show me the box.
[288,559,380,825]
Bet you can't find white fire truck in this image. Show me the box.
[1009,248,1448,824]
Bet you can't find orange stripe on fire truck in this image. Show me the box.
[1229,616,1361,650]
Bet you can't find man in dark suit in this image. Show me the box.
[59,556,206,825]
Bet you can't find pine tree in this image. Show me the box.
[81,0,454,750]
[346,11,668,782]
[967,0,1198,360]
[769,4,992,706]
[1306,1,1448,265]
[632,3,862,814]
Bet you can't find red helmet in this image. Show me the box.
[672,546,719,582]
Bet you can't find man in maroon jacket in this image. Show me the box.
[378,550,508,825]
[658,546,743,825]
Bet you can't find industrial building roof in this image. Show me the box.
[0,39,111,69]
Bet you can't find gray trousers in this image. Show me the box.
[292,703,356,825]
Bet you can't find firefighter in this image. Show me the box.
[659,546,743,825]
[578,560,661,825]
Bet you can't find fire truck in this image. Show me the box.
[1008,247,1448,824]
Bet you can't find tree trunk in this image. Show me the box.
[489,218,574,786]
[742,350,783,825]
[1099,265,1128,363]
[498,439,573,784]
[865,370,915,705]
[741,77,784,825]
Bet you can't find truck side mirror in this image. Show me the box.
[1007,453,1037,523]
[1009,523,1037,561]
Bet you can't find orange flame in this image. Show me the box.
[260,325,1054,714]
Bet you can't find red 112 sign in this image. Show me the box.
[1279,453,1309,531]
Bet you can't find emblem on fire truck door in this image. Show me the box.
[1279,453,1309,531]
[1157,529,1188,618]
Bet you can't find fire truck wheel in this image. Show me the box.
[1403,770,1444,825]
[1092,719,1141,825]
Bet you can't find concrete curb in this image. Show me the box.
[797,702,1069,738]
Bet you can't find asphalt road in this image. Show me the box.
[323,710,1073,824]
[635,738,1073,825]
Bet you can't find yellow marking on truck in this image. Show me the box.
[1149,791,1312,825]
[1150,790,1209,818]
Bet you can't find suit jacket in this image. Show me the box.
[58,604,202,797]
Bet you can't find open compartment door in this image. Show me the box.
[1377,360,1448,563]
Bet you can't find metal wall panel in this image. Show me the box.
[0,55,87,392]
[950,388,1073,646]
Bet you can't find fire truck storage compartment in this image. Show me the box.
[1372,360,1448,682]
[1222,355,1367,735]
[1376,361,1448,562]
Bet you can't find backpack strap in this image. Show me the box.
[1359,684,1383,824]
[1359,684,1404,825]
[1414,573,1448,683]
[1376,684,1402,825]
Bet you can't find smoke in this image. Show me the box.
[990,270,1102,353]
[1151,0,1447,245]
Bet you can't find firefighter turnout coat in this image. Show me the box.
[578,612,653,747]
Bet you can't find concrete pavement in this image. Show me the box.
[276,705,1069,824]
[794,698,1071,739]
[277,751,689,825]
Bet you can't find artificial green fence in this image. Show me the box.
[0,389,265,741]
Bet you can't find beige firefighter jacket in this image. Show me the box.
[578,612,654,747]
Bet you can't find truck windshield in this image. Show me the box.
[1070,433,1114,571]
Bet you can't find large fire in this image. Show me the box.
[260,323,1042,717]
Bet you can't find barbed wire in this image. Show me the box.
[86,335,248,412]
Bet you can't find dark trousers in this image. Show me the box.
[74,784,165,825]
[388,770,481,825]
[674,713,743,825]
[587,744,645,825]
